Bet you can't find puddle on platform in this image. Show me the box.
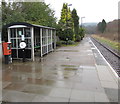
[79,65,95,70]
[61,65,76,67]
[64,68,77,70]
[56,50,79,52]
[4,83,25,91]
[86,50,92,52]
[52,70,76,80]
[22,85,52,95]
[60,65,78,77]
[87,54,93,56]
[66,57,70,59]
[63,71,75,77]
[27,78,55,85]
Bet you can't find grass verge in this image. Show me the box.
[92,35,120,52]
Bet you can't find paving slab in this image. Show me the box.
[96,65,115,82]
[21,84,53,95]
[70,89,94,102]
[3,90,37,102]
[0,81,2,102]
[104,88,118,102]
[2,82,12,89]
[100,81,118,89]
[40,96,69,102]
[94,92,109,102]
[73,82,104,93]
[49,87,71,98]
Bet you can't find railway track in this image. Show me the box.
[90,36,120,77]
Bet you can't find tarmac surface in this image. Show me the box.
[2,37,118,102]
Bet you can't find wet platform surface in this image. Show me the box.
[2,37,118,102]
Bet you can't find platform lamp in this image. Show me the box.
[68,4,72,6]
[81,17,85,28]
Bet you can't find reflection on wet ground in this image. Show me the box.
[2,37,118,102]
[56,49,79,52]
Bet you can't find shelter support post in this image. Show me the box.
[51,30,53,51]
[40,28,43,57]
[46,29,48,54]
[31,27,34,61]
[54,30,56,50]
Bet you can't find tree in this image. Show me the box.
[58,3,73,41]
[59,3,67,28]
[79,28,85,40]
[71,8,79,41]
[2,2,25,41]
[1,1,57,41]
[97,19,106,33]
[21,2,56,27]
[97,22,102,32]
[2,2,25,26]
[101,19,106,33]
[58,3,85,42]
[2,1,56,27]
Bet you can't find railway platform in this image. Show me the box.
[2,37,118,102]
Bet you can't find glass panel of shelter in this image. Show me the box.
[10,28,16,48]
[25,39,31,48]
[48,29,52,51]
[52,30,55,49]
[17,28,23,37]
[24,28,31,37]
[10,28,16,38]
[42,28,47,45]
[11,39,16,48]
[42,28,47,55]
[34,27,40,47]
[24,27,31,48]
[48,29,51,44]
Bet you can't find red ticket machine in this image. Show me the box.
[2,42,12,64]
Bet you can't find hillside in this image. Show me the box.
[106,19,118,33]
[84,20,119,42]
[97,20,120,41]
[83,22,98,27]
[83,22,98,34]
[101,19,119,41]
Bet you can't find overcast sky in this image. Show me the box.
[45,0,119,23]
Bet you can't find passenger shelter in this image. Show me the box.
[4,22,56,61]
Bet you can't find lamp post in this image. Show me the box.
[68,4,72,6]
[81,17,85,28]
